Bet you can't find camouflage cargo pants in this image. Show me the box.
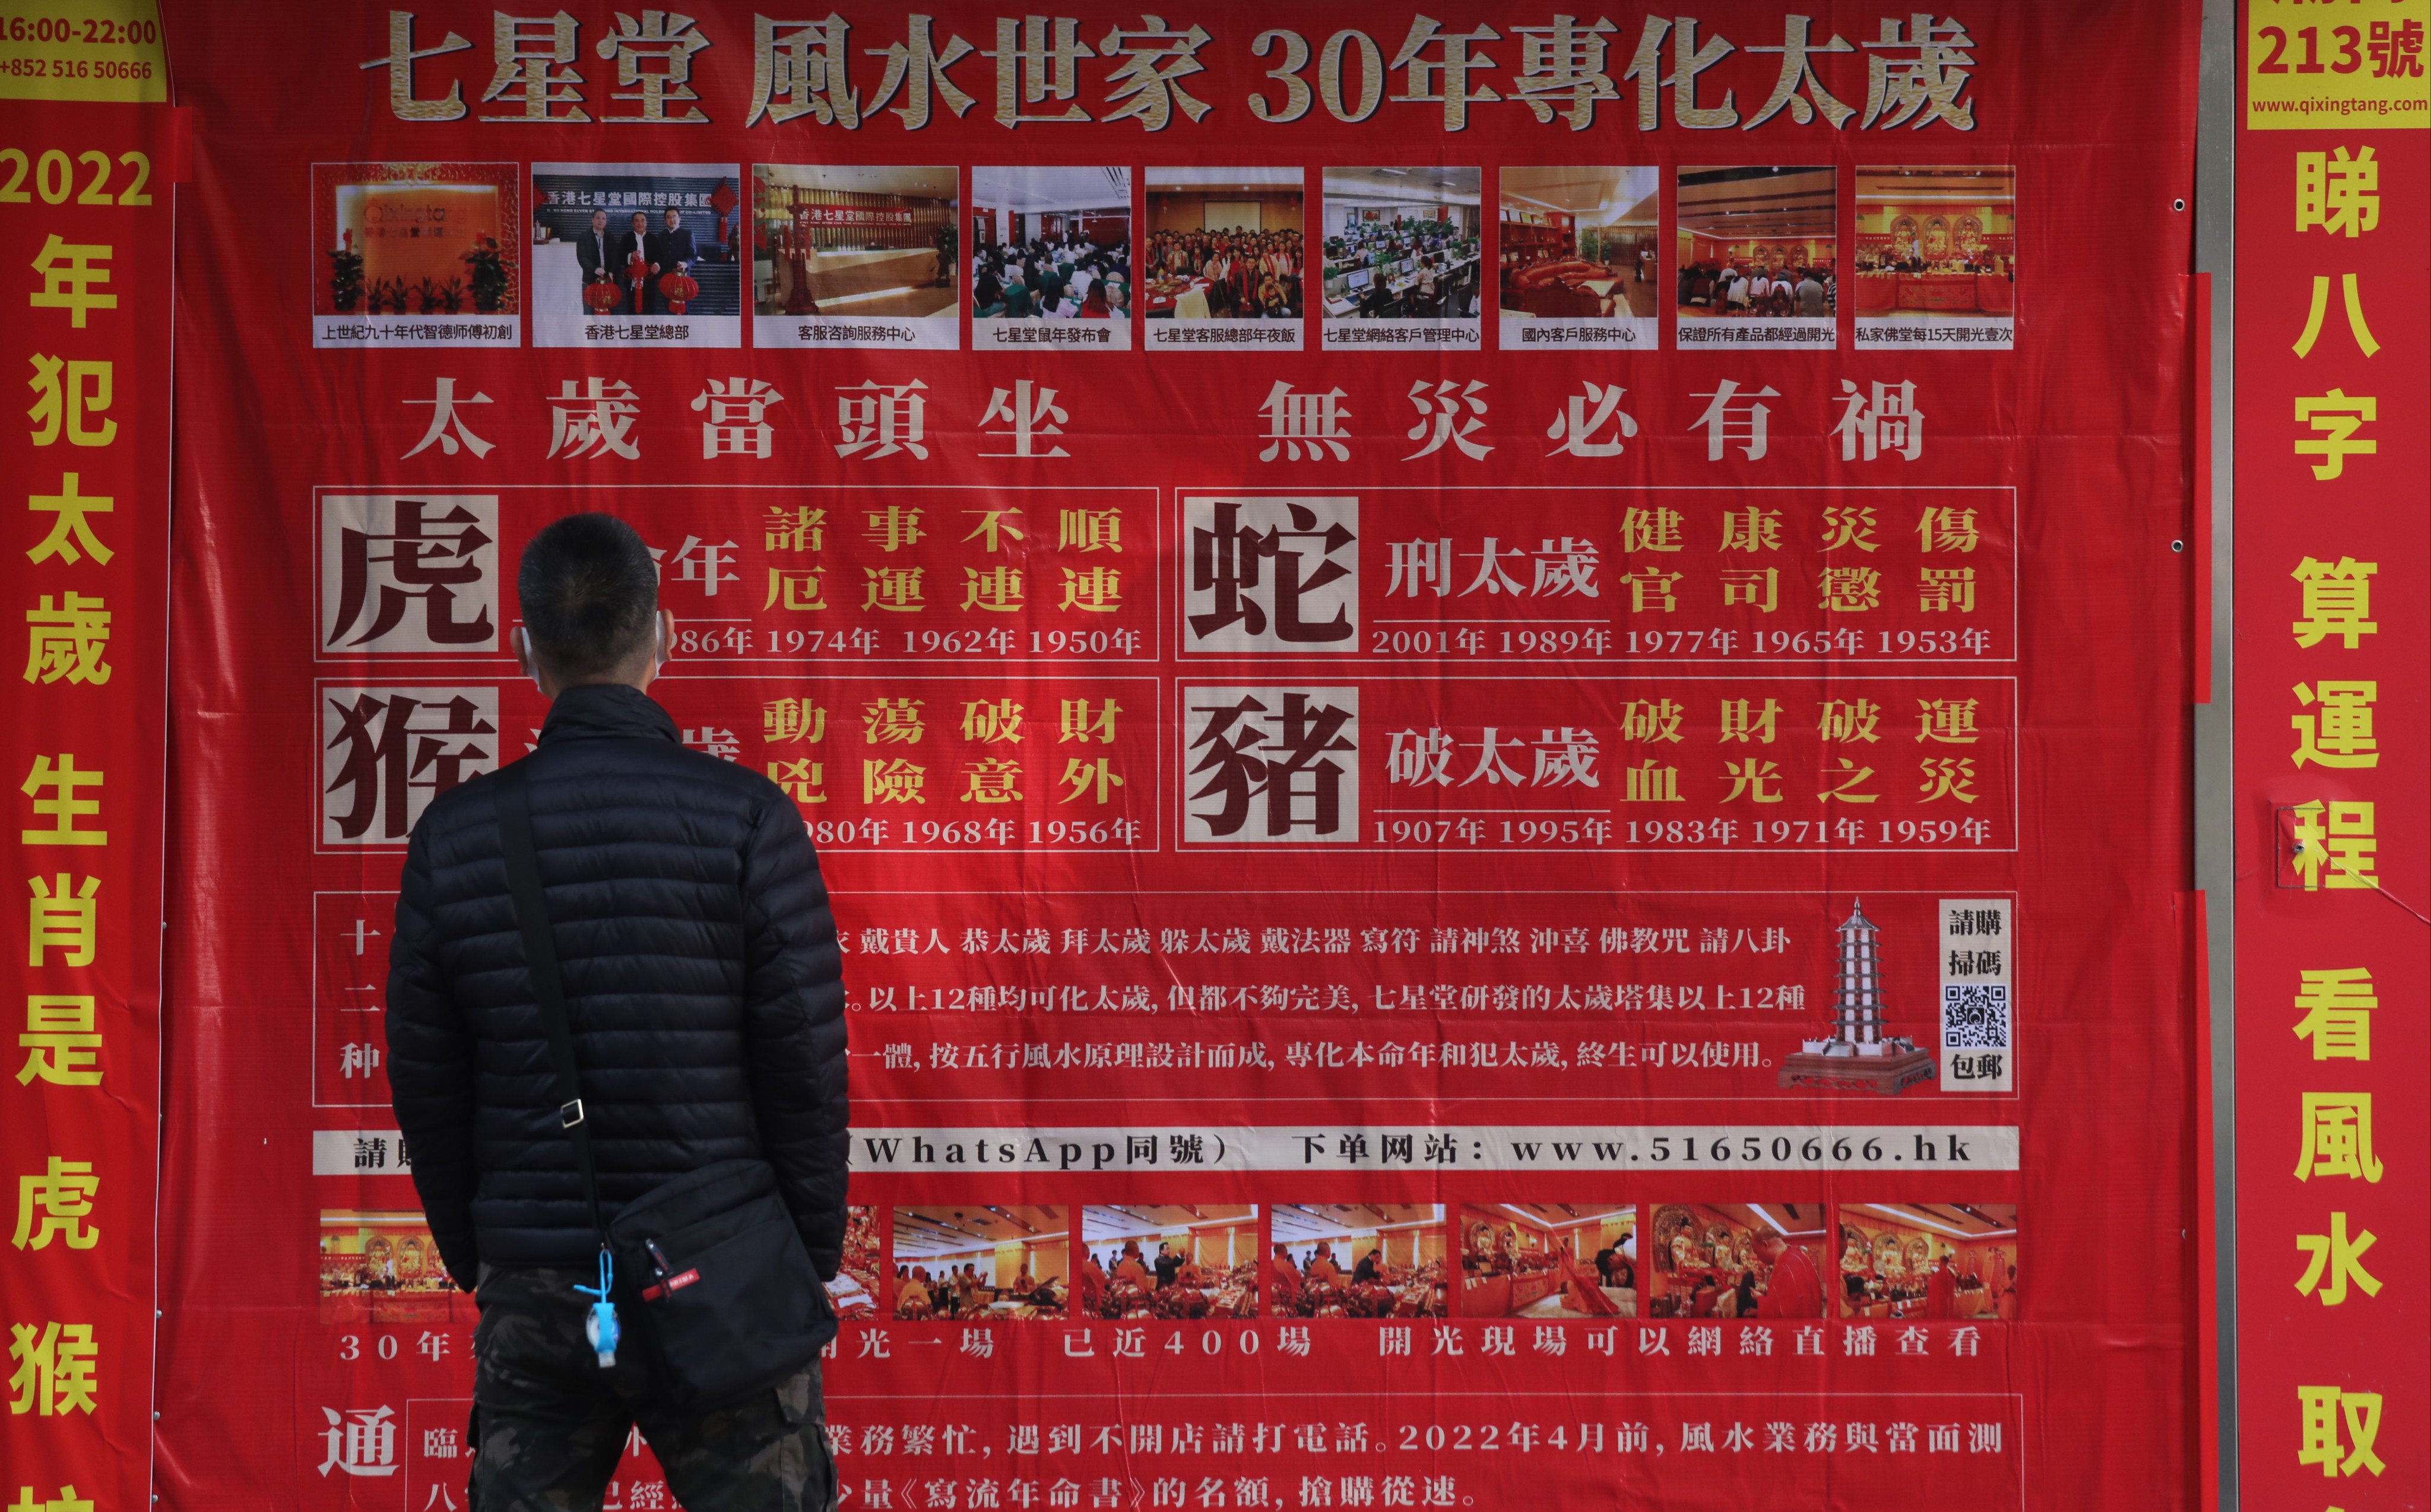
[468,1266,835,1512]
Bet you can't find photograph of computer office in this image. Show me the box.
[1320,167,1482,321]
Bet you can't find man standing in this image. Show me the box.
[388,513,847,1510]
[1752,1234,1824,1318]
[572,207,616,310]
[647,204,697,313]
[1926,1250,1959,1320]
[617,210,652,314]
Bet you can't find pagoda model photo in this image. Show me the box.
[1778,901,1937,1096]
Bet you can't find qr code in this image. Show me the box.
[1942,984,2012,1048]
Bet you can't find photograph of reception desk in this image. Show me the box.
[1458,1204,1637,1319]
[1838,1202,2020,1321]
[1079,1205,1260,1319]
[886,1206,1069,1321]
[1267,1204,1448,1318]
[1853,166,2017,347]
[1643,1203,1830,1318]
[751,164,958,321]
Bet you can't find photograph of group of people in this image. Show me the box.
[968,166,1134,345]
[1319,166,1484,325]
[1075,1206,1262,1319]
[1498,167,1659,344]
[886,1206,1070,1321]
[1644,1203,1833,1318]
[1459,1204,1638,1318]
[1675,166,1839,345]
[317,1209,471,1324]
[1266,1205,1449,1318]
[1838,1203,2020,1320]
[530,163,742,347]
[1142,168,1304,323]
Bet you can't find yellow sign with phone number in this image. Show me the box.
[0,0,168,103]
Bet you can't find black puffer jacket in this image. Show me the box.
[385,683,848,1288]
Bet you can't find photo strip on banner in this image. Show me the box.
[969,164,1134,350]
[1675,166,1839,350]
[1500,166,1661,350]
[752,164,960,350]
[310,161,522,348]
[531,161,744,348]
[1320,166,1483,349]
[1143,167,1306,350]
[1853,167,2018,350]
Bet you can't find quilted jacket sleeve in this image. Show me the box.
[739,793,851,1279]
[385,820,483,1289]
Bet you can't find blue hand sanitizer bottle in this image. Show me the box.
[575,1249,619,1368]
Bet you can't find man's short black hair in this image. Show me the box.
[518,513,657,681]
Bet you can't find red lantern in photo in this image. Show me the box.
[658,270,699,315]
[582,279,623,315]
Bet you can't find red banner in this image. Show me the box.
[146,4,2202,1508]
[0,8,178,1512]
[2233,3,2430,1510]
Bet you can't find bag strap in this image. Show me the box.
[495,760,610,1247]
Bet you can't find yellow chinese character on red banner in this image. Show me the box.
[2291,558,2379,648]
[861,757,925,804]
[961,508,1025,553]
[26,473,114,566]
[861,699,924,745]
[863,566,924,613]
[765,505,826,553]
[25,357,116,448]
[1917,699,1981,744]
[11,1156,99,1250]
[764,759,825,804]
[1058,508,1122,553]
[26,876,99,968]
[1058,566,1121,613]
[22,595,110,686]
[1719,758,1783,804]
[2294,1212,2381,1306]
[5,1321,98,1415]
[961,700,1023,744]
[2292,274,2382,360]
[2294,968,2374,1060]
[18,997,101,1087]
[1916,506,1979,553]
[1718,568,1777,613]
[1817,699,1881,743]
[2291,681,2378,768]
[18,756,103,847]
[2296,1092,2384,1182]
[1719,506,1781,553]
[763,568,826,611]
[762,698,826,744]
[959,759,1022,804]
[1059,699,1120,744]
[2296,148,2379,238]
[27,238,116,329]
[961,566,1023,613]
[2289,800,2378,890]
[1058,756,1122,804]
[1917,757,1977,803]
[1820,565,1881,612]
[2296,1384,2385,1478]
[2294,392,2378,480]
[1717,699,1782,744]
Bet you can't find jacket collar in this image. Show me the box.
[537,682,680,746]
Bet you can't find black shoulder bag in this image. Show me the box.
[494,759,836,1413]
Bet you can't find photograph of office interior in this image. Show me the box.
[1852,166,2016,337]
[1498,167,1660,338]
[886,1206,1070,1321]
[1674,166,1838,322]
[752,164,957,319]
[1319,166,1482,321]
[1143,167,1304,321]
[1838,1203,2020,1321]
